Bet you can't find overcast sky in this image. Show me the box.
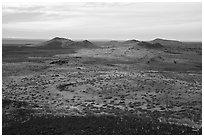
[2,2,202,41]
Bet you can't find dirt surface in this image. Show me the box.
[2,41,202,135]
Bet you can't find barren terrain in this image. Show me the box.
[2,38,202,134]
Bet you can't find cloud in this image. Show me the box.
[2,2,202,41]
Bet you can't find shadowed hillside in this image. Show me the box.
[69,40,97,48]
[138,41,164,49]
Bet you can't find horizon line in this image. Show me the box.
[2,37,202,42]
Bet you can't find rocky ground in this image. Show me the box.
[2,41,202,134]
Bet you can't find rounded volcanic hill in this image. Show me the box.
[35,37,97,49]
[150,38,183,47]
[35,37,74,49]
[137,41,164,49]
[82,40,97,48]
[68,40,97,48]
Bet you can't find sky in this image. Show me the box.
[2,2,202,41]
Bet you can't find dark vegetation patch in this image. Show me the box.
[160,71,201,83]
[27,64,50,71]
[164,50,182,54]
[50,60,69,65]
[2,115,201,135]
[148,62,202,72]
[82,58,138,66]
[2,99,35,130]
[57,83,76,91]
[2,45,76,63]
[2,63,50,77]
[182,42,202,49]
[2,99,29,109]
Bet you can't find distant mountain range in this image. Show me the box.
[122,38,183,49]
[3,37,189,49]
